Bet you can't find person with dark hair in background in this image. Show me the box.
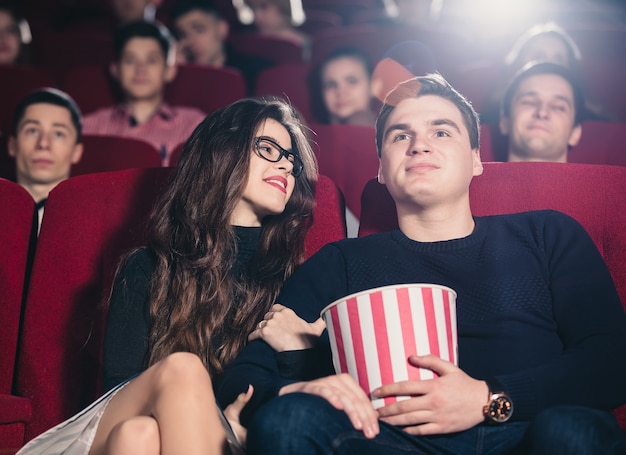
[8,88,83,232]
[499,61,584,163]
[171,0,272,94]
[110,0,163,25]
[217,74,626,455]
[484,22,605,124]
[243,0,308,47]
[0,2,31,65]
[312,47,377,127]
[82,20,205,166]
[17,96,321,455]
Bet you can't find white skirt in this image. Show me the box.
[16,380,245,454]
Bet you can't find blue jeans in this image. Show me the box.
[246,393,626,455]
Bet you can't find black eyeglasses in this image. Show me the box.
[254,136,304,177]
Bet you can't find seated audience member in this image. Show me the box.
[482,22,601,124]
[82,21,205,166]
[499,61,583,163]
[217,74,626,454]
[110,0,162,25]
[8,88,83,231]
[171,0,272,94]
[244,0,308,47]
[16,96,319,455]
[312,47,377,127]
[0,3,31,65]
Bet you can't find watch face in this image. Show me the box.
[487,395,513,423]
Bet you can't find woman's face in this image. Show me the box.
[519,35,571,68]
[246,0,288,34]
[0,11,21,65]
[231,118,296,226]
[322,56,372,123]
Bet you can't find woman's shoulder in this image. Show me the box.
[119,247,156,278]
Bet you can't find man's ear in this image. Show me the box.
[499,115,510,136]
[164,62,177,83]
[109,62,119,80]
[70,143,84,165]
[218,18,229,40]
[472,148,483,176]
[377,159,385,184]
[7,136,17,157]
[568,123,582,148]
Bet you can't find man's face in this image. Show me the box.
[174,10,228,65]
[9,103,83,189]
[500,73,581,163]
[378,95,482,211]
[112,37,175,101]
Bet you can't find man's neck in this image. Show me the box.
[125,96,164,124]
[508,149,567,163]
[396,201,475,243]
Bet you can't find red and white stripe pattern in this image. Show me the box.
[323,284,457,409]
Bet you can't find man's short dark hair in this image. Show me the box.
[375,74,480,157]
[501,61,586,125]
[12,87,83,141]
[114,20,174,63]
[171,0,223,25]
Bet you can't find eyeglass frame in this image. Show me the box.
[254,136,304,177]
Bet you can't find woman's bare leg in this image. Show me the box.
[89,352,228,455]
[104,416,160,455]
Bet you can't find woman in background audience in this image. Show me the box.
[244,0,308,47]
[0,3,30,65]
[312,47,377,127]
[482,22,589,124]
[17,97,323,455]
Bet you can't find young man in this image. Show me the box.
[499,61,584,163]
[9,88,83,231]
[82,20,205,166]
[171,0,272,94]
[216,74,626,454]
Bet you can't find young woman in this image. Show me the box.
[244,0,308,47]
[313,47,377,127]
[17,97,321,455]
[0,4,30,65]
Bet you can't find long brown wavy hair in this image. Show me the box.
[145,97,317,377]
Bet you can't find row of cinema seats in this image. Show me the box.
[2,161,626,453]
[2,118,625,221]
[0,64,246,136]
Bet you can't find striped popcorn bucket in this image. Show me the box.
[321,284,458,409]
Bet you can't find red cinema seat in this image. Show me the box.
[569,121,626,167]
[254,63,314,123]
[71,135,162,176]
[0,66,55,136]
[228,33,304,65]
[310,123,379,219]
[0,179,35,452]
[58,65,119,115]
[358,162,626,429]
[14,168,345,442]
[164,64,245,115]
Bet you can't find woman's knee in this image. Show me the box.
[152,352,211,390]
[105,416,160,455]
